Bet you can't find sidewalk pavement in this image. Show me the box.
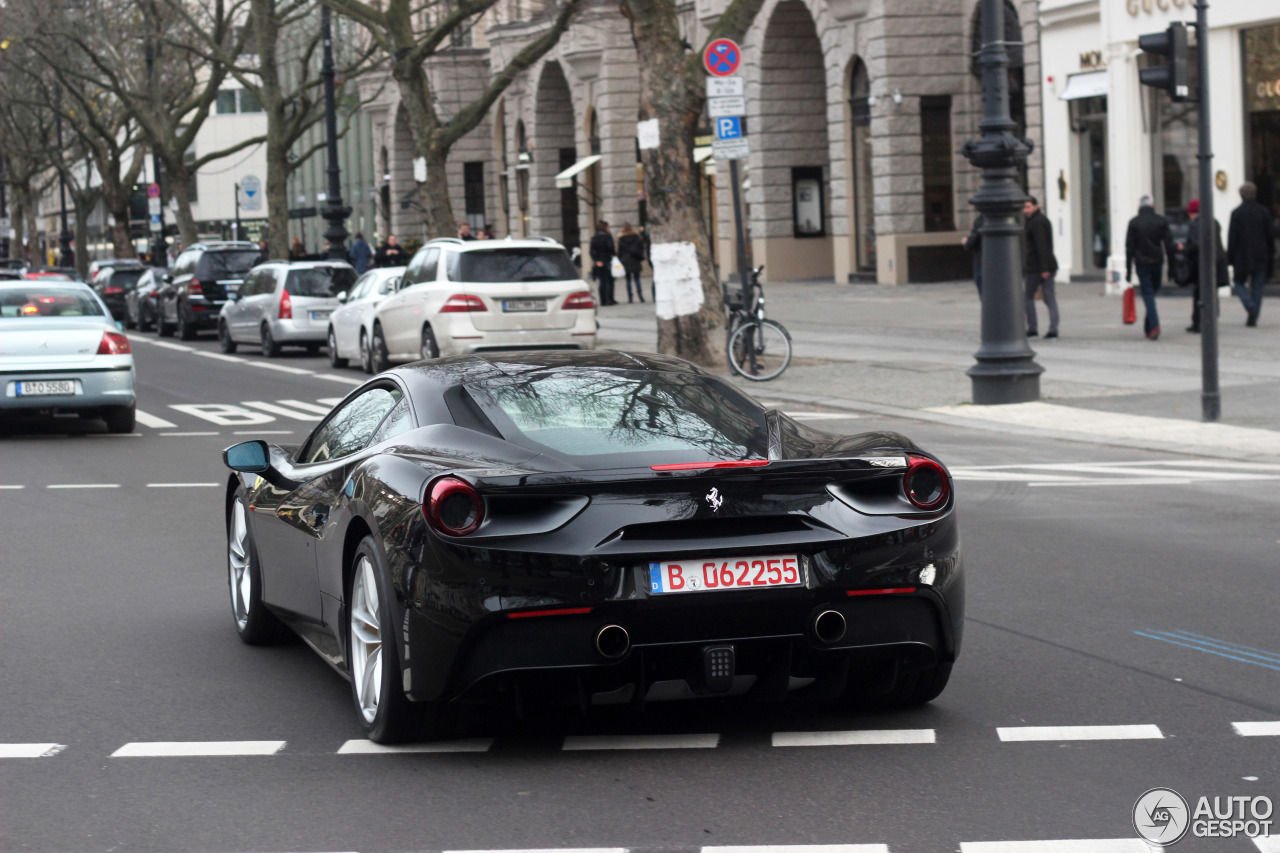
[597,278,1280,461]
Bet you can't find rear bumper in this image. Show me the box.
[268,317,330,344]
[436,317,598,356]
[1,365,136,411]
[183,298,226,328]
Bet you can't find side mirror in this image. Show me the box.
[162,274,173,284]
[223,440,270,473]
[336,291,348,304]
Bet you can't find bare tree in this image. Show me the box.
[621,0,767,368]
[320,0,585,237]
[0,38,58,264]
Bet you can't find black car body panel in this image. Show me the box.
[225,351,963,715]
[163,242,260,334]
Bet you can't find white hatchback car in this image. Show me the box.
[326,266,404,373]
[368,237,597,370]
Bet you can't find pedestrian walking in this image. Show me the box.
[1177,200,1228,333]
[617,222,646,303]
[1023,197,1059,338]
[962,214,984,296]
[349,232,373,274]
[589,220,616,306]
[1226,181,1276,327]
[1125,194,1174,340]
[375,234,409,268]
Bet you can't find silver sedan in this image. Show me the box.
[0,281,136,432]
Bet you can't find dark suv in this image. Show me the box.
[91,263,146,322]
[160,241,261,339]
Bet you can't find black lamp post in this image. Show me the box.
[961,0,1043,404]
[144,39,168,267]
[320,5,350,261]
[54,87,74,267]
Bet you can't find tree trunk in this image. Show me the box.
[161,153,198,246]
[265,131,291,259]
[71,189,95,279]
[11,188,26,262]
[393,59,458,239]
[23,192,40,265]
[625,0,725,368]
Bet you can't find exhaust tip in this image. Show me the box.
[813,609,847,645]
[594,624,630,660]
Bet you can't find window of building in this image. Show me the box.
[791,167,825,237]
[464,161,486,230]
[920,95,954,232]
[216,88,264,115]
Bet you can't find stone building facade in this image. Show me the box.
[362,0,1045,284]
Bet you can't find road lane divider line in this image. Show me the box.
[996,724,1163,742]
[446,848,628,853]
[276,399,334,415]
[133,410,177,428]
[337,738,493,754]
[313,373,363,385]
[194,350,247,363]
[0,485,25,490]
[243,401,322,420]
[705,846,890,853]
[0,743,66,758]
[159,431,221,437]
[1161,630,1280,663]
[146,483,220,488]
[1030,478,1196,487]
[111,740,286,757]
[960,841,1155,852]
[47,483,119,489]
[1233,721,1280,737]
[772,729,935,747]
[561,733,720,751]
[235,429,295,435]
[1135,631,1280,672]
[132,339,195,352]
[248,361,313,375]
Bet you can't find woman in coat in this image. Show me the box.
[617,222,646,303]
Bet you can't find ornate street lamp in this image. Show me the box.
[320,5,350,261]
[961,0,1043,404]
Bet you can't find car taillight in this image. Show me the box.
[439,294,487,313]
[903,455,950,511]
[279,288,292,320]
[562,291,596,310]
[187,278,203,296]
[97,331,132,355]
[104,286,124,296]
[423,476,484,536]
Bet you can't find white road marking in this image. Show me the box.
[317,397,346,405]
[170,403,274,426]
[243,401,322,420]
[235,429,295,435]
[47,483,119,489]
[1253,838,1280,853]
[337,738,493,754]
[194,350,246,363]
[1234,721,1280,737]
[0,743,65,758]
[136,339,194,352]
[276,399,334,415]
[249,361,313,375]
[158,431,221,437]
[146,482,219,488]
[772,729,935,747]
[561,733,720,751]
[92,432,142,437]
[783,412,862,421]
[313,373,363,385]
[133,409,177,428]
[111,740,286,757]
[960,842,1155,852]
[446,849,627,853]
[0,485,25,490]
[1030,478,1196,487]
[706,846,890,853]
[997,724,1163,742]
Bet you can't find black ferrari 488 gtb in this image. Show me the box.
[222,350,963,742]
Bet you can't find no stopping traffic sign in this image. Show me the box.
[703,38,742,77]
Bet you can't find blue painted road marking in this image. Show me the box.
[1135,629,1280,672]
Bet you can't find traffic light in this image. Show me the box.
[1138,22,1190,101]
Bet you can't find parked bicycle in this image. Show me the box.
[725,265,792,381]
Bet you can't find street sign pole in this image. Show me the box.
[703,39,750,291]
[729,159,751,295]
[1195,0,1220,422]
[234,182,243,242]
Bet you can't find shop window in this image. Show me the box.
[920,95,954,232]
[792,167,825,237]
[463,162,485,230]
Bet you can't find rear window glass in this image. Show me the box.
[454,249,577,283]
[196,251,261,280]
[285,267,357,298]
[109,270,144,289]
[0,287,104,317]
[464,369,768,465]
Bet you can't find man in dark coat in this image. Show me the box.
[1125,194,1174,340]
[1178,199,1228,333]
[375,234,409,268]
[1226,181,1276,327]
[589,220,616,306]
[1023,197,1058,337]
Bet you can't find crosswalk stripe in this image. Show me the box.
[561,733,720,751]
[0,743,65,758]
[133,409,177,428]
[242,401,323,420]
[1234,721,1280,737]
[445,849,627,853]
[337,738,493,754]
[960,842,1155,852]
[772,729,935,747]
[1253,838,1280,852]
[997,724,1163,742]
[111,740,286,757]
[248,361,313,375]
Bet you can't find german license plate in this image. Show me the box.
[16,380,76,396]
[502,299,545,312]
[648,554,801,594]
[310,310,331,320]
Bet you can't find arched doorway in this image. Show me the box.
[756,0,832,280]
[846,58,875,279]
[533,62,577,246]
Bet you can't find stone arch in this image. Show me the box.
[531,61,578,246]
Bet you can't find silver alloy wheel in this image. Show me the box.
[359,332,372,373]
[349,555,383,724]
[228,500,252,631]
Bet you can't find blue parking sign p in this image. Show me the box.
[715,117,742,140]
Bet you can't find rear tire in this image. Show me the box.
[359,331,373,374]
[260,323,281,358]
[177,309,196,340]
[419,325,439,361]
[104,405,135,434]
[227,490,288,645]
[158,309,175,337]
[327,327,348,368]
[219,322,238,354]
[370,324,390,373]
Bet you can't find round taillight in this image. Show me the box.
[424,476,484,536]
[903,456,949,511]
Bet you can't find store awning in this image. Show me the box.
[693,146,713,164]
[1059,71,1108,101]
[554,154,602,188]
